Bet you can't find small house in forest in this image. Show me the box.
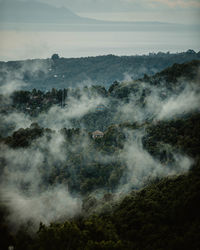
[92,130,104,139]
[96,104,105,111]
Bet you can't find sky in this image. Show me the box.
[4,0,199,24]
[33,0,200,24]
[33,0,200,12]
[0,0,199,61]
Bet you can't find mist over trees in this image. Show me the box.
[0,57,200,249]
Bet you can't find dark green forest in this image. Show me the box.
[1,114,200,249]
[0,58,200,249]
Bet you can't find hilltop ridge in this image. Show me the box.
[0,50,200,90]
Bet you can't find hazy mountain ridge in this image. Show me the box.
[0,0,94,24]
[0,50,200,91]
[0,0,196,32]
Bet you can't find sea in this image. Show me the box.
[0,26,199,61]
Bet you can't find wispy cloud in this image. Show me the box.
[152,0,200,8]
[117,129,192,193]
[15,0,200,12]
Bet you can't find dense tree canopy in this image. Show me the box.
[0,59,200,249]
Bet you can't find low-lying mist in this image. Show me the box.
[0,63,199,231]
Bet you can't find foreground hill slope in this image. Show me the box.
[1,113,200,249]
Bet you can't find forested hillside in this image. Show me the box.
[0,50,200,90]
[1,59,199,135]
[1,111,200,249]
[0,59,200,249]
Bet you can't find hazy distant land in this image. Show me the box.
[0,0,198,32]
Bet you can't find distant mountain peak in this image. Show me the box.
[0,0,84,23]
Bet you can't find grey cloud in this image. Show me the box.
[0,81,27,96]
[0,67,199,229]
[31,0,146,12]
[116,78,200,123]
[2,112,32,132]
[0,59,51,135]
[37,92,108,130]
[156,87,200,120]
[1,84,108,136]
[0,59,50,94]
[3,186,81,230]
[117,129,192,193]
[27,0,200,12]
[0,132,82,231]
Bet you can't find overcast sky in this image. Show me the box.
[0,0,200,24]
[30,0,200,12]
[1,0,200,13]
[49,0,200,24]
[0,0,199,60]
